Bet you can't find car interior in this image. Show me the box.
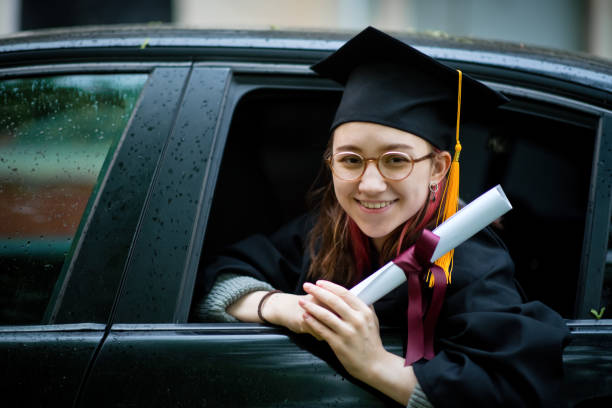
[196,79,599,319]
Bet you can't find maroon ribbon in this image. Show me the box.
[393,229,447,366]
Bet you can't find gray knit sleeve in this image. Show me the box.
[407,383,433,408]
[194,273,275,322]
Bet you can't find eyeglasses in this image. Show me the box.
[327,151,434,181]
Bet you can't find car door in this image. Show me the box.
[81,54,612,407]
[0,61,190,406]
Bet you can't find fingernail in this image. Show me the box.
[303,313,310,320]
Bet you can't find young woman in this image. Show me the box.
[196,27,568,407]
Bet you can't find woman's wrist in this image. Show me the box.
[258,290,282,323]
[262,292,292,326]
[226,291,269,322]
[361,349,417,406]
[225,290,298,327]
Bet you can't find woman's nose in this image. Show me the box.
[358,162,387,194]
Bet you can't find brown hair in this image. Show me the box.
[305,139,440,287]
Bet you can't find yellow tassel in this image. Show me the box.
[433,156,459,283]
[428,70,463,287]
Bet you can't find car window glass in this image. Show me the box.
[0,74,147,325]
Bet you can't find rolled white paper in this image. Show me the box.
[349,261,405,306]
[429,185,512,261]
[350,185,512,305]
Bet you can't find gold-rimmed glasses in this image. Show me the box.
[328,151,434,181]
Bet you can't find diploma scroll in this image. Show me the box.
[350,185,512,305]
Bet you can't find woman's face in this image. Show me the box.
[331,122,450,251]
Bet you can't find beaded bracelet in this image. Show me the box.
[257,290,282,324]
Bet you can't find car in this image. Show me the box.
[0,25,611,407]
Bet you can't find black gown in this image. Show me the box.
[197,214,569,407]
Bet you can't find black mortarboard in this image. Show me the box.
[311,26,508,151]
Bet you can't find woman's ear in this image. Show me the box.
[430,151,452,184]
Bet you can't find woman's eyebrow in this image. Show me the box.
[334,143,415,152]
[384,143,414,150]
[334,144,362,152]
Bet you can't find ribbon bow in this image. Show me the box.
[393,229,447,365]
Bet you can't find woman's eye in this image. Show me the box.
[384,155,410,166]
[339,155,363,166]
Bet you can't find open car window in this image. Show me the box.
[191,75,600,321]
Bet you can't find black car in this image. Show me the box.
[1,26,611,407]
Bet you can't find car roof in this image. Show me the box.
[0,25,610,94]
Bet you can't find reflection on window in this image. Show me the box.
[0,74,147,324]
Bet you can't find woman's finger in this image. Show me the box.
[302,311,336,344]
[302,282,355,320]
[315,280,369,312]
[299,297,351,335]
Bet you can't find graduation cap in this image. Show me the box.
[311,27,509,283]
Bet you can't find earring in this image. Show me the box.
[429,181,438,202]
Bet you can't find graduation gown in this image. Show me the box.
[198,214,569,407]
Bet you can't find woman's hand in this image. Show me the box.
[300,280,418,405]
[299,280,386,380]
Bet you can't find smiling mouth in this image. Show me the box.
[358,200,395,209]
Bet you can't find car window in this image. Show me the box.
[0,74,147,325]
[192,83,599,321]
